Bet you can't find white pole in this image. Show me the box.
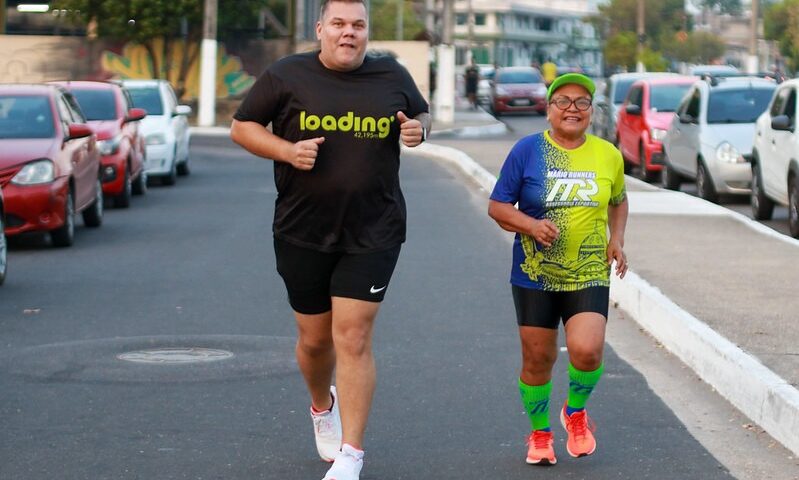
[198,0,218,127]
[435,44,455,124]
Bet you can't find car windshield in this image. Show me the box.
[71,89,117,121]
[498,70,542,84]
[613,78,638,104]
[127,87,164,115]
[0,95,55,139]
[650,84,691,112]
[706,87,775,124]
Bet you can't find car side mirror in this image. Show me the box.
[771,114,794,132]
[66,123,93,140]
[679,113,696,124]
[625,104,642,116]
[174,105,192,116]
[125,107,147,123]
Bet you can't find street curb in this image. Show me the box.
[421,139,799,457]
[610,271,799,456]
[431,121,509,138]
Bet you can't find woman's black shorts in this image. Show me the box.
[511,285,610,329]
[274,238,401,315]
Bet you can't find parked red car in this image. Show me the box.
[617,76,696,181]
[52,81,147,208]
[489,66,548,116]
[0,84,103,247]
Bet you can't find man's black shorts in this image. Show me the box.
[511,285,610,329]
[274,238,401,315]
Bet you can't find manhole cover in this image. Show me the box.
[118,347,234,364]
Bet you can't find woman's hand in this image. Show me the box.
[607,239,627,278]
[530,218,559,248]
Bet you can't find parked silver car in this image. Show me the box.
[751,79,799,237]
[661,77,776,202]
[591,72,677,144]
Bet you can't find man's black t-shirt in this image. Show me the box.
[234,51,429,253]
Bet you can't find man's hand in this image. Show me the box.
[288,137,325,170]
[397,111,424,147]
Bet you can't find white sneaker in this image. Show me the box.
[311,386,342,462]
[322,443,363,480]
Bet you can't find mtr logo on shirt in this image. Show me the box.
[299,111,395,139]
[545,170,599,208]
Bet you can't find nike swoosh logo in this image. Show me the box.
[370,285,386,294]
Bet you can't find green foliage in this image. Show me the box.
[592,0,687,50]
[368,0,425,41]
[604,32,638,70]
[764,0,799,71]
[660,30,725,64]
[639,48,669,71]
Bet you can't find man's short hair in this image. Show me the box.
[320,0,368,20]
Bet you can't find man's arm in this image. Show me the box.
[230,119,324,171]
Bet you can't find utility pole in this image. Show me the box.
[435,0,455,124]
[636,0,645,72]
[198,0,218,127]
[747,0,759,73]
[396,0,403,40]
[0,0,6,34]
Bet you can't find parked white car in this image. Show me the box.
[751,79,799,237]
[120,80,191,185]
[661,77,776,202]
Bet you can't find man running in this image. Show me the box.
[230,1,430,478]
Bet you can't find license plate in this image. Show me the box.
[511,98,531,106]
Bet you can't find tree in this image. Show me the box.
[592,0,687,51]
[764,0,799,71]
[604,32,637,71]
[369,0,425,41]
[691,31,726,63]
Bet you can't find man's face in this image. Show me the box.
[316,1,368,72]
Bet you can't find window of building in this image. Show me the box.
[475,14,486,26]
[456,13,467,25]
[535,17,552,31]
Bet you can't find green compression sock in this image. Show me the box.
[518,379,552,431]
[567,363,604,413]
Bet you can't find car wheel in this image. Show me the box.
[177,158,190,176]
[696,159,718,203]
[789,174,799,238]
[82,179,104,228]
[637,144,659,183]
[162,153,178,186]
[115,166,132,208]
[661,156,682,190]
[0,212,7,286]
[51,189,75,247]
[132,169,147,196]
[750,162,774,220]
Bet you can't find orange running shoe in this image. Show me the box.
[559,403,597,457]
[525,430,557,465]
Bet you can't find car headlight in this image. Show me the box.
[535,85,548,96]
[146,133,167,146]
[11,159,54,185]
[98,134,122,155]
[495,86,509,96]
[715,142,745,163]
[650,128,668,142]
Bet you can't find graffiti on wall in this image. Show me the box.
[101,38,255,100]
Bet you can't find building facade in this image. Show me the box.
[451,0,603,73]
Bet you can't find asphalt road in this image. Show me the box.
[0,136,741,479]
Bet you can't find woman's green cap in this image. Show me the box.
[546,73,596,101]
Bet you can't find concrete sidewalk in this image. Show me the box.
[416,104,799,457]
